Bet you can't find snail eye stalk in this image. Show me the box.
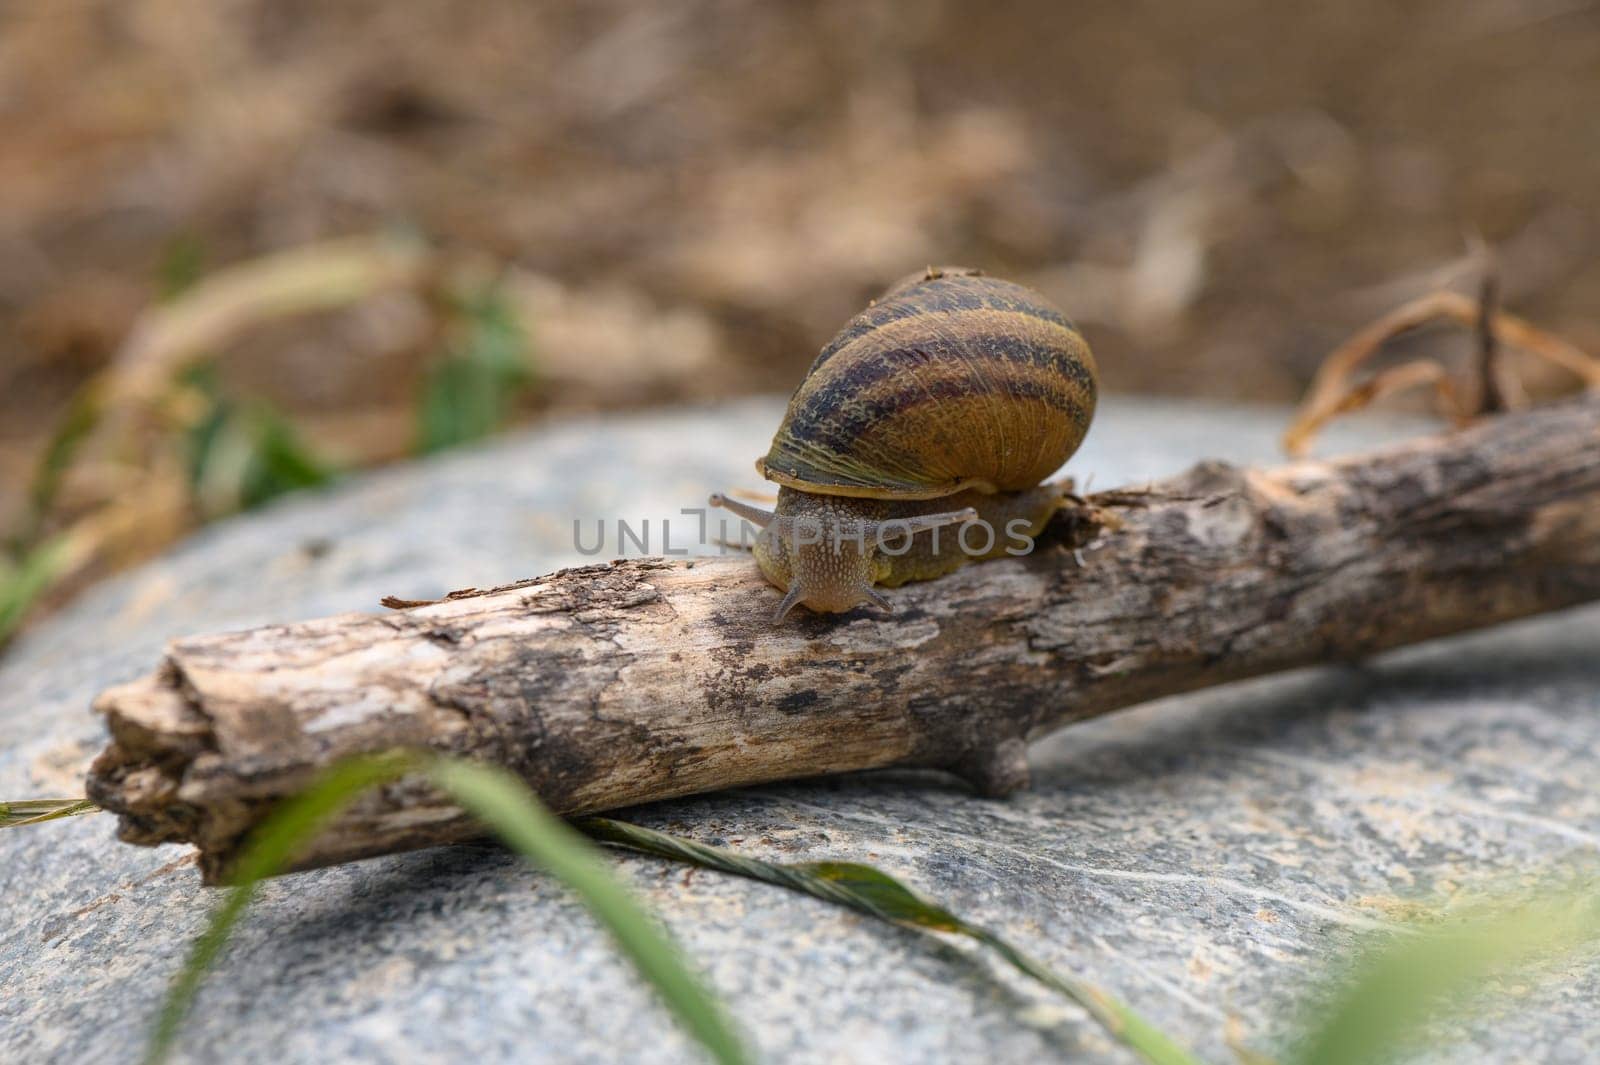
[709,493,775,529]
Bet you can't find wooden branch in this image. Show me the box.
[88,398,1600,883]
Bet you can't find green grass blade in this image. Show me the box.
[23,383,103,542]
[1294,885,1600,1065]
[180,364,336,517]
[0,797,100,828]
[578,817,1205,1065]
[0,536,71,648]
[147,754,413,1064]
[426,761,750,1065]
[145,756,748,1065]
[415,287,532,454]
[238,403,336,509]
[157,233,207,301]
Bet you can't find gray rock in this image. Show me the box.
[3,396,1597,1064]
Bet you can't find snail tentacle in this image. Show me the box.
[772,585,805,623]
[709,493,775,528]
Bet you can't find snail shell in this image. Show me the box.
[710,266,1097,620]
[757,266,1097,501]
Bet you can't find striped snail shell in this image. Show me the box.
[711,266,1098,621]
[757,266,1097,500]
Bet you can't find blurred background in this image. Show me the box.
[2,0,1598,644]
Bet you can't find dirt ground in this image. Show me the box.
[1,0,1597,570]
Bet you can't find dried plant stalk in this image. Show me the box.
[1284,290,1600,456]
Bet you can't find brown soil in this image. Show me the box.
[3,0,1597,518]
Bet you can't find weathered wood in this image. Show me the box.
[87,397,1600,883]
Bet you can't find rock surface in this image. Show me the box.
[3,396,1598,1064]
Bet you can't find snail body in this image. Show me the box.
[712,266,1097,620]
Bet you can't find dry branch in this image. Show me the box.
[88,398,1600,883]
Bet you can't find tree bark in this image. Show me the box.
[88,397,1600,883]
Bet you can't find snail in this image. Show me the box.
[711,266,1097,620]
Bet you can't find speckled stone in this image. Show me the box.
[3,397,1597,1064]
